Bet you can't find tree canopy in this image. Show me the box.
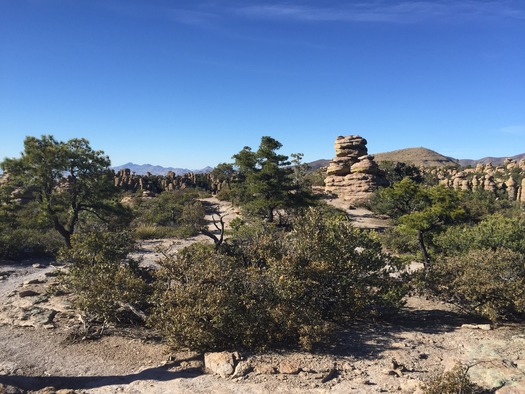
[371,178,465,271]
[1,135,124,247]
[231,136,312,222]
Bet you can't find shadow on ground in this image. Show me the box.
[0,355,203,391]
[318,302,489,359]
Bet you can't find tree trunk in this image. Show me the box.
[200,214,225,252]
[53,216,72,248]
[418,230,430,274]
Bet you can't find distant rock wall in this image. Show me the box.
[324,135,388,205]
[427,158,525,204]
[114,169,223,196]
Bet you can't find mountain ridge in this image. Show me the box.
[371,148,525,167]
[112,149,525,175]
[112,162,213,176]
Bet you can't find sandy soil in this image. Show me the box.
[1,197,524,393]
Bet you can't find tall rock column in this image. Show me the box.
[324,135,387,205]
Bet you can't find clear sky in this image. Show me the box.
[1,0,524,168]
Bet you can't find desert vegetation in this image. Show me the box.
[1,134,525,392]
[0,135,405,346]
[369,166,525,323]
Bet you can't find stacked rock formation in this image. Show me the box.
[324,135,388,204]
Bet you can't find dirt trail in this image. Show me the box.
[1,197,524,393]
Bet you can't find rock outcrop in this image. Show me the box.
[431,158,525,205]
[324,135,387,204]
[114,169,220,196]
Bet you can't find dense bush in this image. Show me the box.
[434,213,525,256]
[410,213,525,322]
[150,208,406,351]
[0,199,64,259]
[0,227,64,259]
[458,189,518,222]
[59,231,149,324]
[130,190,206,239]
[371,179,465,273]
[150,243,279,350]
[378,161,424,185]
[429,248,525,322]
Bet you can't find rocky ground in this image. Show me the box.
[1,198,524,393]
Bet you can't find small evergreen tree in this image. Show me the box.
[371,178,464,272]
[231,136,311,222]
[1,135,126,248]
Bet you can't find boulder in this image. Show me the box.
[204,352,238,378]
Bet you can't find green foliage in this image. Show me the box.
[434,213,525,256]
[271,209,406,321]
[304,168,326,187]
[1,135,124,248]
[132,225,186,240]
[370,178,429,219]
[378,161,424,184]
[0,198,64,259]
[423,214,525,322]
[422,364,481,394]
[371,179,465,269]
[231,136,314,222]
[397,185,465,233]
[150,243,276,350]
[0,227,63,259]
[150,208,406,351]
[59,231,148,324]
[459,189,519,221]
[130,189,206,239]
[430,248,525,322]
[379,227,420,256]
[372,178,464,226]
[211,162,235,184]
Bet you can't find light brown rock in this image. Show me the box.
[325,135,387,205]
[204,352,237,378]
[278,361,301,374]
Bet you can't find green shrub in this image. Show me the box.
[430,248,525,322]
[130,190,206,239]
[458,189,517,221]
[379,226,420,255]
[0,198,65,259]
[422,364,481,394]
[150,243,279,350]
[59,231,148,324]
[0,227,64,259]
[434,213,525,256]
[150,208,406,351]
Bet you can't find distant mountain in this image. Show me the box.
[306,159,330,170]
[458,153,525,167]
[112,162,213,176]
[372,147,459,167]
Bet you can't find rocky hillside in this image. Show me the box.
[372,147,458,167]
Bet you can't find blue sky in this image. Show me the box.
[1,0,524,168]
